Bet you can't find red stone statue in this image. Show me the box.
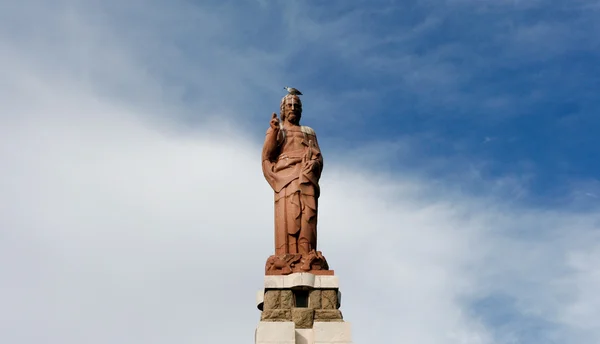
[262,92,331,275]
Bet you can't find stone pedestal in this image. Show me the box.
[255,273,353,344]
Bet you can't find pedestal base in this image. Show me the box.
[255,272,353,344]
[255,322,353,344]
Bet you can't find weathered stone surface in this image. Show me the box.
[261,309,292,321]
[280,290,294,308]
[292,308,314,329]
[309,290,322,309]
[263,290,281,309]
[314,309,343,321]
[321,289,338,309]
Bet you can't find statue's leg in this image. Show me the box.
[288,235,298,254]
[298,238,310,254]
[298,195,317,254]
[274,192,288,255]
[286,188,302,254]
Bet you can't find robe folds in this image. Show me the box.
[262,125,323,255]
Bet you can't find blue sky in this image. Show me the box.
[93,0,600,205]
[271,0,600,206]
[1,1,599,343]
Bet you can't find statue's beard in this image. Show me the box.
[287,112,300,124]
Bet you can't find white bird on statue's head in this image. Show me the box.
[284,86,302,95]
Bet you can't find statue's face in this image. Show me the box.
[284,97,302,124]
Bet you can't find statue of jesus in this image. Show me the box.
[262,92,329,275]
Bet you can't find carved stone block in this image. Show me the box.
[314,309,343,321]
[309,290,322,309]
[280,290,294,309]
[321,289,338,309]
[292,308,314,329]
[261,309,292,321]
[263,290,281,309]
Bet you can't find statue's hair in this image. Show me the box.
[280,94,302,121]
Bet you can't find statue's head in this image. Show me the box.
[280,94,302,124]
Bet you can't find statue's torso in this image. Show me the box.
[262,124,320,193]
[280,127,310,153]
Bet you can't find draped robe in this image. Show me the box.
[262,125,323,255]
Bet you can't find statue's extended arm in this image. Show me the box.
[262,127,280,162]
[262,113,281,162]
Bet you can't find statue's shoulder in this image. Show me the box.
[300,126,316,136]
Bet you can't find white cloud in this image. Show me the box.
[1,1,599,344]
